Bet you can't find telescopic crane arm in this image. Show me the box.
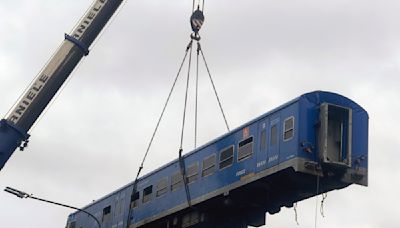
[0,0,124,171]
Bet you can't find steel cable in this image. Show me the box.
[178,39,194,207]
[199,44,230,132]
[194,42,200,149]
[126,40,193,227]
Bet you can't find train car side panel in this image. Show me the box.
[279,102,299,164]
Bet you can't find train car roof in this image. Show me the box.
[136,90,368,180]
[70,90,368,215]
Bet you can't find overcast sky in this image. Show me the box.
[0,0,399,227]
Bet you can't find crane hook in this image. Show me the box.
[190,8,204,40]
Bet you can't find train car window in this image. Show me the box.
[260,129,267,151]
[171,172,183,191]
[238,136,254,162]
[202,154,216,177]
[156,178,168,197]
[271,125,277,146]
[186,163,199,184]
[142,186,153,204]
[130,191,139,208]
[102,205,112,222]
[219,146,234,169]
[283,117,294,141]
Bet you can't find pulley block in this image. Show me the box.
[190,9,205,34]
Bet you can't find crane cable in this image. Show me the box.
[128,0,230,222]
[179,0,230,208]
[194,42,200,148]
[179,39,195,208]
[194,0,203,149]
[136,39,193,186]
[199,43,230,132]
[126,40,194,228]
[192,0,205,13]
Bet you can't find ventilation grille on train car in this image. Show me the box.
[156,178,168,197]
[171,172,183,191]
[202,154,216,177]
[186,163,199,184]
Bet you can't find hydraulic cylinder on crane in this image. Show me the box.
[0,0,124,171]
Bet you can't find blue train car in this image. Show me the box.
[66,91,368,228]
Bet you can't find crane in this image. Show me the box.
[1,2,369,228]
[0,0,124,171]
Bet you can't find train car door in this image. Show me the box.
[236,124,257,177]
[112,192,125,228]
[267,117,280,168]
[318,103,352,167]
[256,119,269,172]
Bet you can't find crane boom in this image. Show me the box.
[0,0,124,171]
